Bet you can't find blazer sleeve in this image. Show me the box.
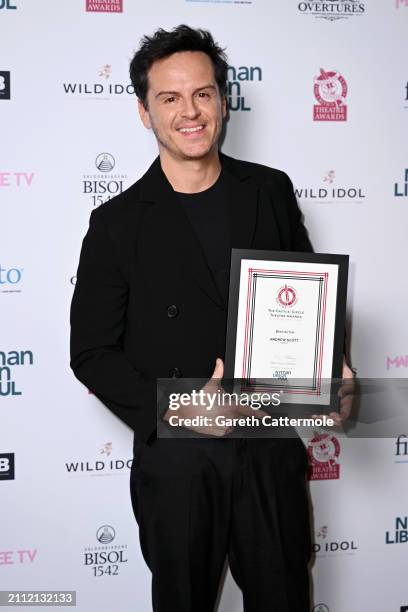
[283,172,314,253]
[70,208,159,443]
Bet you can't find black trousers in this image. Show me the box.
[130,436,311,612]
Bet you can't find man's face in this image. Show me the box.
[138,51,226,162]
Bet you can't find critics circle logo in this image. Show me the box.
[277,284,297,307]
[314,69,347,106]
[95,153,115,172]
[309,434,339,466]
[96,525,116,544]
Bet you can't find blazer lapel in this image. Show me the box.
[137,154,260,309]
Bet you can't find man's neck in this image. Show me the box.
[160,149,221,194]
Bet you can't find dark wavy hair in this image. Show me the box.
[129,24,228,109]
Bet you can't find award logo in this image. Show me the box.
[0,71,11,100]
[65,442,133,476]
[307,433,340,480]
[81,153,128,208]
[86,0,123,12]
[227,65,262,112]
[83,525,128,577]
[0,349,33,397]
[0,453,15,480]
[0,264,23,294]
[313,68,347,121]
[277,285,297,308]
[385,516,408,544]
[387,355,408,370]
[298,0,365,21]
[313,525,358,556]
[294,170,365,204]
[394,169,408,197]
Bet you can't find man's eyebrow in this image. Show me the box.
[155,85,217,99]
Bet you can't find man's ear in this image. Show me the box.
[138,99,151,129]
[221,95,227,119]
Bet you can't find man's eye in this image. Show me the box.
[164,96,177,103]
[197,91,210,99]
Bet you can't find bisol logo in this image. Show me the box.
[0,72,11,100]
[0,350,33,397]
[307,433,340,480]
[227,65,262,112]
[83,525,128,577]
[0,453,15,480]
[298,1,365,21]
[86,0,123,12]
[394,169,408,197]
[385,516,408,544]
[81,153,128,208]
[313,68,347,121]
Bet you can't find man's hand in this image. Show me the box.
[162,358,268,437]
[313,356,355,425]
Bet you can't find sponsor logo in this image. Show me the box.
[86,0,123,12]
[313,606,329,612]
[70,275,77,286]
[385,516,408,544]
[298,0,365,21]
[0,350,33,397]
[387,355,408,370]
[65,443,133,476]
[0,550,37,564]
[401,606,408,612]
[186,0,253,3]
[394,169,408,197]
[227,65,262,112]
[81,153,128,208]
[277,285,297,308]
[314,525,358,556]
[0,71,11,100]
[396,0,408,7]
[404,82,408,107]
[0,1,17,9]
[307,433,340,480]
[313,68,347,121]
[63,65,134,98]
[0,453,15,480]
[395,435,408,463]
[0,265,23,293]
[295,170,365,204]
[0,172,35,187]
[83,525,128,577]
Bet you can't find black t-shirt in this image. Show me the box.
[175,171,231,303]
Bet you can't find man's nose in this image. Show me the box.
[180,97,200,119]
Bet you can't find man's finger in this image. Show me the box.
[211,357,224,380]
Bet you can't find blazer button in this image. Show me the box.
[169,367,182,378]
[167,304,179,318]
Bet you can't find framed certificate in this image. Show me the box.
[224,250,349,412]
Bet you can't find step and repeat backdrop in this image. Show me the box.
[1,1,408,611]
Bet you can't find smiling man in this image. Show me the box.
[70,25,352,612]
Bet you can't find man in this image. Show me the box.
[70,25,353,612]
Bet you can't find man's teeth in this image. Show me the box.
[178,125,204,133]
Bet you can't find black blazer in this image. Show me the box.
[70,152,312,443]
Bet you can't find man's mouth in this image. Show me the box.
[177,125,205,134]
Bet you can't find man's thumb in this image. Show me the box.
[211,358,224,381]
